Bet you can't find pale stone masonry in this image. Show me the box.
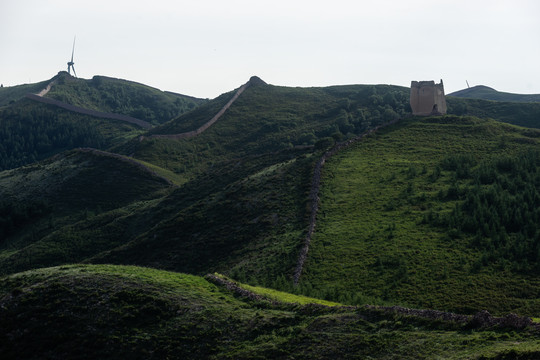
[410,80,447,116]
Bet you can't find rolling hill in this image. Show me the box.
[1,76,540,358]
[301,116,540,316]
[0,72,206,171]
[43,72,206,125]
[447,96,540,129]
[449,85,540,103]
[1,264,538,359]
[0,148,174,275]
[116,79,411,183]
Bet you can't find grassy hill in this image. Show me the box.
[118,81,411,184]
[1,264,538,359]
[2,77,540,357]
[0,149,174,275]
[449,85,540,103]
[0,73,207,171]
[45,72,206,125]
[0,79,50,107]
[0,99,145,171]
[447,96,540,129]
[301,116,540,316]
[0,80,413,281]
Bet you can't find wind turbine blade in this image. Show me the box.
[71,36,76,62]
[72,66,77,78]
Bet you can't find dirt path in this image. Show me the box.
[37,79,57,97]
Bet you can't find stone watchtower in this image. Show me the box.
[410,79,447,116]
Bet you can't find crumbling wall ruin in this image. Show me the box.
[410,80,447,116]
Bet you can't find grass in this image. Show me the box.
[131,157,187,186]
[229,276,341,306]
[0,78,50,106]
[302,116,540,316]
[89,148,316,283]
[117,82,410,182]
[449,85,540,103]
[1,263,539,359]
[447,96,540,128]
[46,72,205,125]
[0,149,174,275]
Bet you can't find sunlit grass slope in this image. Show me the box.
[1,264,539,359]
[302,116,540,316]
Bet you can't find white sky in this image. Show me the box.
[1,0,539,98]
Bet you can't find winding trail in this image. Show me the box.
[37,79,56,96]
[293,118,402,285]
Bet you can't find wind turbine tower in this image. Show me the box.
[67,37,77,77]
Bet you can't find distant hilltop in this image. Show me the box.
[448,85,540,103]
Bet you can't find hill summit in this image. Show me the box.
[449,85,540,102]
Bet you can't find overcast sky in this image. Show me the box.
[1,0,539,98]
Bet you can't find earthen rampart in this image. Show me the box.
[144,76,265,141]
[25,93,153,129]
[77,148,175,186]
[293,117,402,285]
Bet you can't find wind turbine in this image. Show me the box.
[67,37,77,77]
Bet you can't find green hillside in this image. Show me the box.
[447,96,540,129]
[0,80,413,280]
[0,99,144,171]
[0,73,207,171]
[0,144,313,280]
[1,264,538,359]
[0,149,173,274]
[119,81,410,183]
[301,116,540,316]
[44,72,205,125]
[0,79,50,106]
[449,85,540,103]
[89,148,314,281]
[2,76,540,358]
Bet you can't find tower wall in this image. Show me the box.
[410,80,447,116]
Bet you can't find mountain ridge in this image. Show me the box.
[2,75,540,357]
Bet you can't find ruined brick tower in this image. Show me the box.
[410,79,447,116]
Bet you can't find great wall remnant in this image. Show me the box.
[26,76,153,129]
[293,117,402,285]
[142,76,266,141]
[410,79,447,116]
